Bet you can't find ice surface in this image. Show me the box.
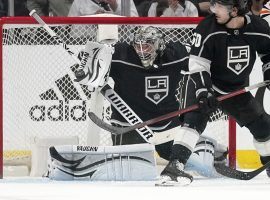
[0,172,269,200]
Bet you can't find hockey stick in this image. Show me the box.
[89,80,270,135]
[30,10,81,64]
[214,161,270,180]
[29,10,88,75]
[100,84,155,143]
[30,10,155,143]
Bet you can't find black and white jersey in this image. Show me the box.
[109,41,189,131]
[189,14,270,93]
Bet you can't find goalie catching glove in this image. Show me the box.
[74,41,115,88]
[191,71,219,115]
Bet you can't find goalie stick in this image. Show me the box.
[30,10,155,144]
[89,80,270,135]
[30,10,96,80]
[100,84,155,143]
[29,10,82,66]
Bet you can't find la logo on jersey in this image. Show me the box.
[227,45,250,75]
[145,76,168,105]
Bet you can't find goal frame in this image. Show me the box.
[0,16,236,178]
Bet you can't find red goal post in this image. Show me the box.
[0,17,236,178]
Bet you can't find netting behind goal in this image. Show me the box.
[0,17,236,177]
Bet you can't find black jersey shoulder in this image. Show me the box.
[163,41,189,61]
[194,14,226,38]
[112,42,138,61]
[245,14,270,35]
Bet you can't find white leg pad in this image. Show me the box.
[253,139,270,156]
[152,126,179,145]
[173,127,200,151]
[46,143,158,181]
[185,136,222,177]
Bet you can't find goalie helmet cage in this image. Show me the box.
[0,17,236,178]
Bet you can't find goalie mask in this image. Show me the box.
[133,26,165,69]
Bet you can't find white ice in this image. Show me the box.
[0,172,270,200]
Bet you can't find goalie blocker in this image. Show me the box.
[45,143,158,181]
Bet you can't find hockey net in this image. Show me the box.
[0,17,236,177]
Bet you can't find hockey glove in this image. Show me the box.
[190,71,218,114]
[74,41,115,87]
[196,88,219,115]
[74,51,90,81]
[263,63,270,90]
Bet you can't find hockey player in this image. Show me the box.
[109,26,188,146]
[159,0,270,185]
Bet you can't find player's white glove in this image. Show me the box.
[75,41,115,88]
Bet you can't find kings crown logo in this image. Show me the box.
[145,76,169,105]
[227,45,250,75]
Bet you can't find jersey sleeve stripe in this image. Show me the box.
[198,31,228,57]
[189,55,211,73]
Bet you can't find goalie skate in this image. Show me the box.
[156,160,193,186]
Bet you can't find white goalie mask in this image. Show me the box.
[133,26,165,69]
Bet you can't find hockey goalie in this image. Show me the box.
[46,26,228,183]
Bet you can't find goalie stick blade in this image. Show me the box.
[88,112,132,135]
[214,161,270,180]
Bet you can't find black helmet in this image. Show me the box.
[211,0,248,15]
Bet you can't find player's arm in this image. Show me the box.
[188,18,218,114]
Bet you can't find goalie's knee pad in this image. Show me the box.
[46,144,158,181]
